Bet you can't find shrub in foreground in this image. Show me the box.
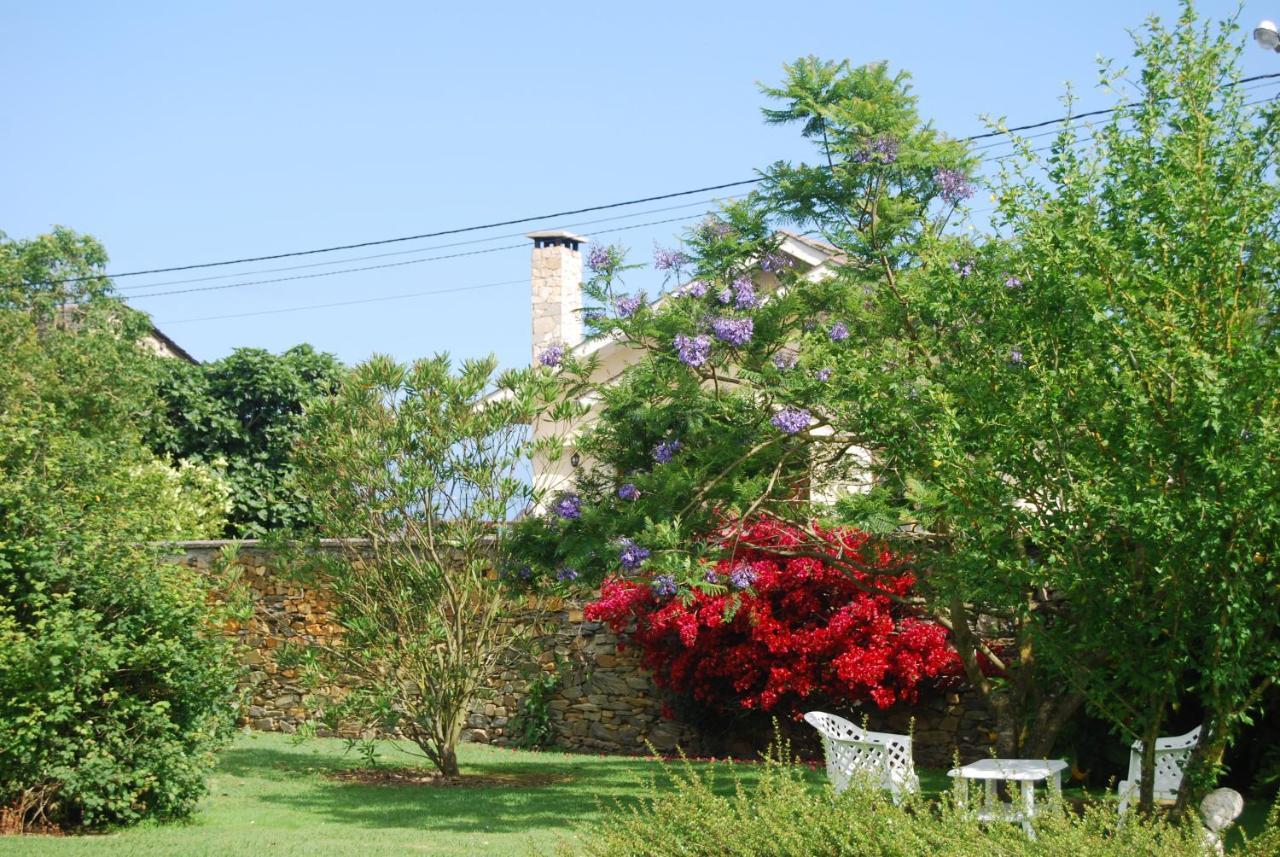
[0,230,239,831]
[564,741,1279,857]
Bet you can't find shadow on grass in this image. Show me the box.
[213,744,780,835]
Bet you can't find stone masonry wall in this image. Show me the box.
[175,541,992,765]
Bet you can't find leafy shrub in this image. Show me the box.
[148,344,343,536]
[0,229,240,830]
[584,519,961,714]
[564,739,1278,856]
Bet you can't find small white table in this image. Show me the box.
[947,758,1068,838]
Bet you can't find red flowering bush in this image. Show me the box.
[584,519,962,713]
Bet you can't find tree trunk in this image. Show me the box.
[1023,690,1085,759]
[1173,721,1225,817]
[1137,711,1162,814]
[438,744,460,778]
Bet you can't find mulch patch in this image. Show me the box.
[327,768,575,788]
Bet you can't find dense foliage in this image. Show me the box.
[291,354,568,777]
[585,519,960,714]
[517,2,1280,811]
[566,741,1280,857]
[0,229,239,830]
[149,345,343,536]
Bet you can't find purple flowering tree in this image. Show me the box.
[510,58,976,617]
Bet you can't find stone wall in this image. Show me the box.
[174,541,992,765]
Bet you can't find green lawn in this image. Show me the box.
[0,731,811,857]
[0,732,1269,856]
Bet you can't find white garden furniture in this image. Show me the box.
[804,710,919,804]
[948,758,1068,839]
[1116,725,1201,817]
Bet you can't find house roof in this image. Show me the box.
[146,325,199,364]
[490,229,845,415]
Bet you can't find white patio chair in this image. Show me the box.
[804,710,919,804]
[1116,725,1201,816]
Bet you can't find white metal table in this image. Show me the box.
[947,758,1068,838]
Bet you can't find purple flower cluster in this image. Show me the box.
[701,217,733,239]
[615,293,644,318]
[761,252,796,273]
[935,168,974,204]
[556,566,580,582]
[711,316,754,346]
[729,564,757,590]
[651,574,678,597]
[553,494,582,520]
[674,333,711,367]
[584,307,606,323]
[716,287,734,305]
[816,368,833,382]
[652,439,681,463]
[854,133,899,165]
[771,407,811,435]
[587,244,613,271]
[1010,348,1024,365]
[538,344,564,367]
[772,349,798,370]
[732,276,758,309]
[617,483,640,501]
[703,569,721,585]
[828,321,850,342]
[619,538,650,571]
[653,245,690,271]
[950,260,974,278]
[677,280,709,298]
[1004,275,1023,289]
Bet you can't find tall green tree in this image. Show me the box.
[149,345,344,536]
[514,2,1280,811]
[0,229,239,830]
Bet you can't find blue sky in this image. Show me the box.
[5,1,1278,368]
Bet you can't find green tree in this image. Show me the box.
[514,2,1280,811]
[149,345,344,536]
[962,5,1280,810]
[291,354,565,777]
[0,229,239,830]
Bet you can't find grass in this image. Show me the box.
[0,731,1270,856]
[0,731,812,857]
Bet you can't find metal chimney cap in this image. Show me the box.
[527,230,589,249]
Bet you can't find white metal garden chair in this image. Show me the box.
[1116,725,1201,817]
[804,710,919,804]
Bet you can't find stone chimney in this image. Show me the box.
[527,230,586,364]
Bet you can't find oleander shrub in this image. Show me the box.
[563,739,1279,857]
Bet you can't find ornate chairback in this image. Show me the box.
[1118,725,1201,815]
[804,711,919,803]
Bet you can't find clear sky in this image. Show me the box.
[5,1,1278,368]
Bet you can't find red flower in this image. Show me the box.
[585,520,963,714]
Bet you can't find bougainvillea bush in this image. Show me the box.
[585,520,961,715]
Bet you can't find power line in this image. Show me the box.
[45,180,761,286]
[159,279,527,325]
[124,211,716,302]
[960,70,1280,142]
[37,71,1280,289]
[124,243,528,300]
[115,193,744,292]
